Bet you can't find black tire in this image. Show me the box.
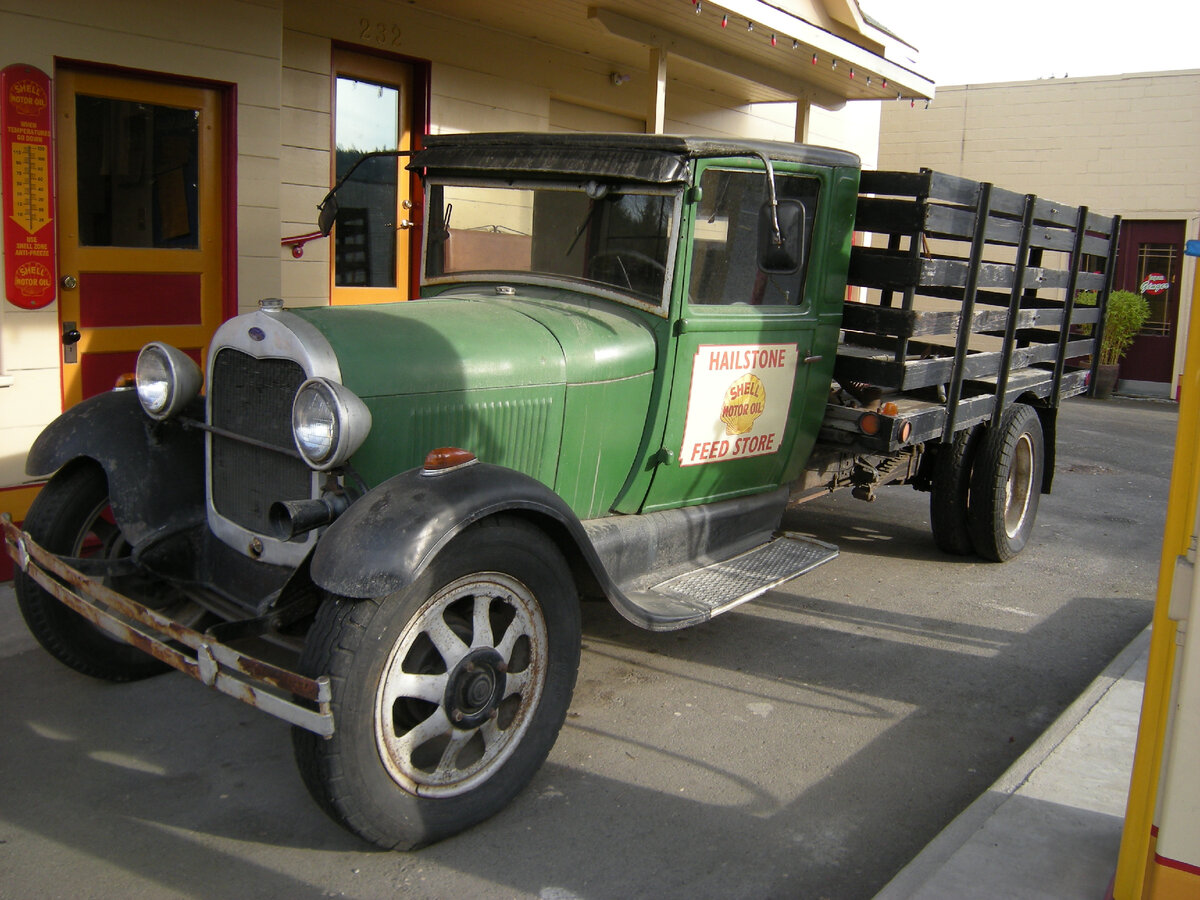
[293,516,581,849]
[929,425,982,556]
[15,460,170,681]
[967,404,1044,562]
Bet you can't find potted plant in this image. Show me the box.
[1076,289,1151,398]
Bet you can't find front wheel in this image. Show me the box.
[293,516,581,849]
[15,460,175,682]
[967,403,1044,562]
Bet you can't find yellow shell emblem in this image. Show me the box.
[720,374,766,435]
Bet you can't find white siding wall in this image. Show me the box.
[0,0,283,498]
[0,0,886,506]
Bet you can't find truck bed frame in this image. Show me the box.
[819,168,1120,454]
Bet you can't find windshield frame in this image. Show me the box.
[418,175,684,317]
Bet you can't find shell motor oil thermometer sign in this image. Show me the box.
[2,64,56,309]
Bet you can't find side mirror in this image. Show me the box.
[758,199,805,274]
[317,194,339,236]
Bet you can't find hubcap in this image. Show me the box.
[1003,433,1035,538]
[375,572,547,797]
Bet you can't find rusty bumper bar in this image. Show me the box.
[2,514,333,737]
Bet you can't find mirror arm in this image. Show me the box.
[317,148,419,229]
[752,151,782,246]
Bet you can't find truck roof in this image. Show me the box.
[410,132,860,185]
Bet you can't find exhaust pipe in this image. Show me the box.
[269,492,350,541]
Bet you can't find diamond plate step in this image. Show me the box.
[623,533,838,631]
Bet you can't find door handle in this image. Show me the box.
[62,321,80,364]
[60,274,78,290]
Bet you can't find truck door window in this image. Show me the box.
[689,168,819,306]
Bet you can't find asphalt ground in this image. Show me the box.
[0,395,1173,899]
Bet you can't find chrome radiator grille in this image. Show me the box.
[209,348,312,535]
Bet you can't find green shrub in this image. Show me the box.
[1076,289,1151,366]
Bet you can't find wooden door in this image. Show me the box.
[55,68,225,407]
[1115,220,1185,385]
[329,49,414,305]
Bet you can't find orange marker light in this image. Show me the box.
[858,411,881,435]
[422,447,478,473]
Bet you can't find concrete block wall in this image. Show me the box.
[878,70,1200,393]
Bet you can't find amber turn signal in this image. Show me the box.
[422,447,478,473]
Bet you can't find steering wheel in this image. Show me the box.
[587,251,666,291]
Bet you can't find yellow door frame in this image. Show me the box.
[56,67,224,408]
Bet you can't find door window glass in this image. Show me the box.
[333,76,399,288]
[689,168,819,307]
[74,96,199,248]
[1136,242,1176,336]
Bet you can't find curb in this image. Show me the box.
[874,625,1153,899]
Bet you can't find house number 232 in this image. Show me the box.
[360,18,402,47]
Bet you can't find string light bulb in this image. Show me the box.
[747,20,754,31]
[721,14,727,27]
[771,34,777,47]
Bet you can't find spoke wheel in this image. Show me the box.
[375,572,548,797]
[293,516,580,849]
[967,403,1045,562]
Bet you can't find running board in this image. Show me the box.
[622,534,838,631]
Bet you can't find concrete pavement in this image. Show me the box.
[876,626,1150,899]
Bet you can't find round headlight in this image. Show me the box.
[135,342,202,420]
[293,381,339,464]
[291,377,372,470]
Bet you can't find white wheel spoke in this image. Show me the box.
[432,726,478,780]
[495,615,528,660]
[471,594,494,649]
[504,668,530,697]
[381,670,446,707]
[394,707,452,756]
[424,615,470,669]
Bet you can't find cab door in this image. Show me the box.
[640,161,829,513]
[55,67,226,407]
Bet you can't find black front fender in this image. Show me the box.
[310,462,608,600]
[26,390,205,546]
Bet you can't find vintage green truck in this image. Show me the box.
[2,132,1119,849]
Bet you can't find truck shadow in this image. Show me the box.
[0,584,1150,899]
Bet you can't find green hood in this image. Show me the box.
[288,290,659,516]
[290,289,656,397]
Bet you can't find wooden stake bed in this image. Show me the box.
[825,168,1120,451]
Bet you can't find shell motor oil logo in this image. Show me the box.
[13,260,52,296]
[681,343,799,466]
[8,79,47,118]
[721,374,766,435]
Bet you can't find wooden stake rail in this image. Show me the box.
[833,168,1121,447]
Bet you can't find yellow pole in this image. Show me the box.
[1113,253,1200,898]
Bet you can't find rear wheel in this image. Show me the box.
[967,404,1044,562]
[15,460,173,681]
[293,516,581,849]
[929,425,982,556]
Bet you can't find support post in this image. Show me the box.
[647,47,666,134]
[794,94,810,145]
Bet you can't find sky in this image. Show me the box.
[859,0,1200,87]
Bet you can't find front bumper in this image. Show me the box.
[2,514,333,737]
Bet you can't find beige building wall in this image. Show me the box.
[878,70,1200,395]
[0,0,284,504]
[0,0,891,515]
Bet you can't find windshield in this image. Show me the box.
[423,179,678,307]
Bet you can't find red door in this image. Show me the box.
[1115,220,1185,386]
